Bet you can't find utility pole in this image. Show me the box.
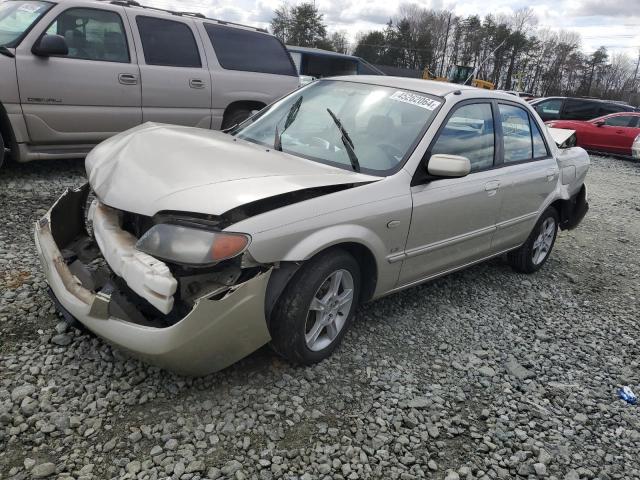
[632,49,640,104]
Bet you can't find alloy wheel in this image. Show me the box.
[532,217,556,265]
[305,269,354,351]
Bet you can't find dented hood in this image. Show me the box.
[86,123,378,217]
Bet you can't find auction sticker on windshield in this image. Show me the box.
[390,91,441,111]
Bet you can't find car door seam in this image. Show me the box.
[387,224,497,264]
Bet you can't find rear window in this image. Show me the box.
[204,23,296,76]
[136,16,201,68]
[563,99,599,120]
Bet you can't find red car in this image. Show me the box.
[546,112,640,159]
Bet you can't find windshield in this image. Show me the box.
[0,1,52,48]
[234,80,442,175]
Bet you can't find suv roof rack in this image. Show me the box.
[102,0,268,33]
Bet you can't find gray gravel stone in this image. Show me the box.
[31,463,55,478]
[1,156,639,480]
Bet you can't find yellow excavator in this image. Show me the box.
[423,65,495,90]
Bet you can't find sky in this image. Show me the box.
[145,0,640,56]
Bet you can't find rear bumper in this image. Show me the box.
[560,185,589,231]
[34,186,272,376]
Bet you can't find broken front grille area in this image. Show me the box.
[120,210,155,239]
[63,197,262,327]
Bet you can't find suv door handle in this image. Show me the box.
[118,73,138,85]
[546,168,557,182]
[484,180,500,196]
[189,79,205,89]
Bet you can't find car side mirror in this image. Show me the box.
[32,34,69,57]
[595,120,605,127]
[427,154,471,178]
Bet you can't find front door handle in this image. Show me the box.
[484,180,500,196]
[189,79,205,89]
[118,73,138,85]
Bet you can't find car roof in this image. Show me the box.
[534,96,632,106]
[327,76,479,97]
[49,0,269,33]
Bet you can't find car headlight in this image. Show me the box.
[135,223,250,266]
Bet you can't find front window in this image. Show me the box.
[45,8,130,63]
[602,115,635,127]
[430,102,495,172]
[234,80,442,175]
[0,1,52,47]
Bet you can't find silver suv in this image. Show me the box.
[0,0,299,167]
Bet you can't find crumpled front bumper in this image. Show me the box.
[34,185,272,376]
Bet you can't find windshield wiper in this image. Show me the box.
[326,108,360,172]
[274,96,303,151]
[0,46,15,58]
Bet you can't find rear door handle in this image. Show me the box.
[546,168,557,182]
[189,79,205,89]
[484,180,500,196]
[118,73,138,85]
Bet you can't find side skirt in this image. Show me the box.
[376,246,517,299]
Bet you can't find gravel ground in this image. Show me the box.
[1,155,639,480]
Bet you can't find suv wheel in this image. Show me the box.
[507,207,559,273]
[222,108,252,130]
[270,249,360,365]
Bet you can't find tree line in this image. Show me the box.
[271,3,640,104]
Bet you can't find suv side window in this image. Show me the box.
[431,103,495,172]
[45,8,129,62]
[604,115,635,127]
[204,23,296,76]
[499,104,532,163]
[136,16,201,68]
[534,99,562,120]
[563,99,598,120]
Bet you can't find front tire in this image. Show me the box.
[270,249,361,365]
[508,207,559,273]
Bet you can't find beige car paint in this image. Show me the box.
[35,209,273,376]
[1,0,298,162]
[14,2,143,146]
[85,123,380,216]
[123,10,212,129]
[35,77,590,375]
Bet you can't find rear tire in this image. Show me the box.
[507,207,559,273]
[221,108,252,130]
[0,134,5,169]
[270,249,361,365]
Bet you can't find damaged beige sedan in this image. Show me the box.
[35,77,589,376]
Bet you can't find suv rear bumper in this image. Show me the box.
[34,186,272,376]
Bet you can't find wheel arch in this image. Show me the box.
[222,100,267,123]
[0,102,17,163]
[264,241,379,323]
